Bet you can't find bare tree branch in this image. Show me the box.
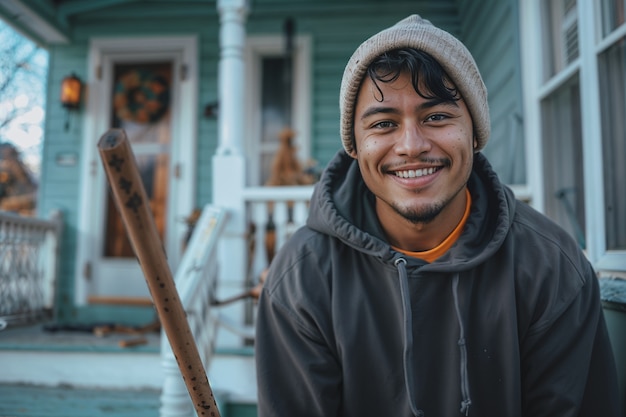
[0,20,48,180]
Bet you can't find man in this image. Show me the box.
[255,15,620,417]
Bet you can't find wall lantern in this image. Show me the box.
[60,73,82,130]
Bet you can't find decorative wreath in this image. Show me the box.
[113,69,170,124]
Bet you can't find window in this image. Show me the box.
[245,35,312,187]
[598,36,626,250]
[259,56,292,186]
[538,0,586,247]
[522,0,626,270]
[541,0,579,80]
[540,75,586,248]
[600,0,626,37]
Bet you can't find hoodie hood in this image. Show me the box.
[307,149,516,269]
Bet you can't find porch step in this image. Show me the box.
[0,322,258,416]
[0,322,162,389]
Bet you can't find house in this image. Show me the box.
[0,0,624,415]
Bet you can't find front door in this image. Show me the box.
[75,37,198,305]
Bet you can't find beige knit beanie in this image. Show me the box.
[340,14,490,155]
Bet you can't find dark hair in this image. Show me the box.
[365,48,460,103]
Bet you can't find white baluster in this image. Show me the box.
[159,341,194,417]
[273,201,289,251]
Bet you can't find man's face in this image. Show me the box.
[352,71,475,229]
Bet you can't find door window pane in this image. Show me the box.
[541,0,579,80]
[598,37,626,250]
[104,62,172,257]
[541,75,586,248]
[260,57,291,185]
[600,0,626,37]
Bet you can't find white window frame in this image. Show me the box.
[244,34,312,186]
[520,0,626,272]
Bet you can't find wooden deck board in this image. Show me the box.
[0,322,160,353]
[0,384,160,417]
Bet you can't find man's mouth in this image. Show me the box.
[393,166,441,178]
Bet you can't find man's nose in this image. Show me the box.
[395,122,431,156]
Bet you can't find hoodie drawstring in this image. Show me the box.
[452,273,472,415]
[394,258,422,417]
[394,259,472,416]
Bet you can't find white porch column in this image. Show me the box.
[213,0,250,347]
[159,4,250,416]
[217,0,248,156]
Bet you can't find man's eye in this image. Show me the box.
[373,121,395,129]
[426,114,447,122]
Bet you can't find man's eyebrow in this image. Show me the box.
[359,106,401,120]
[418,98,460,110]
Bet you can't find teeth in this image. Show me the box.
[395,167,437,178]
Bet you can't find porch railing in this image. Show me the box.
[244,185,316,284]
[159,185,314,416]
[0,210,63,329]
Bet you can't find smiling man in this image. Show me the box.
[255,15,620,417]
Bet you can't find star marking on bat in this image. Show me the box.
[107,154,125,172]
[119,177,132,194]
[125,192,142,213]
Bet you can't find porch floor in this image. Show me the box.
[0,321,160,353]
[0,383,161,417]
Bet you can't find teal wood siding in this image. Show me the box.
[39,43,87,321]
[196,23,221,208]
[456,0,525,185]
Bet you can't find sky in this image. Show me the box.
[0,20,48,178]
[1,94,45,175]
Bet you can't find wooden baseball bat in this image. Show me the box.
[97,128,221,417]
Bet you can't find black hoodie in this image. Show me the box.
[255,150,620,417]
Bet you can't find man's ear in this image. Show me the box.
[348,137,359,159]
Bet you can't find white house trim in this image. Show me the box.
[0,0,69,43]
[519,1,544,212]
[577,0,605,265]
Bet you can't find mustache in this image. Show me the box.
[382,157,451,172]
